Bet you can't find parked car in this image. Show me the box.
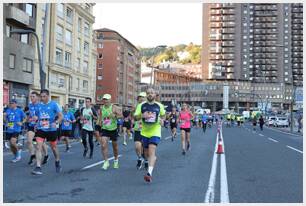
[266,116,277,126]
[274,116,289,127]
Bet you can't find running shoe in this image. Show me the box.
[32,166,43,175]
[136,158,144,170]
[113,160,119,169]
[123,141,127,146]
[16,150,22,159]
[42,155,49,165]
[28,154,36,165]
[55,161,62,173]
[171,136,174,142]
[11,156,21,163]
[182,150,186,155]
[144,173,152,183]
[4,141,10,149]
[144,160,149,171]
[102,160,110,170]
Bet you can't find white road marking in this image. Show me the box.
[268,138,278,143]
[259,134,264,137]
[286,146,303,154]
[220,126,230,203]
[264,126,302,137]
[164,136,172,140]
[204,131,219,203]
[81,155,122,170]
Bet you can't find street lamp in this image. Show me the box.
[10,29,46,90]
[149,45,167,85]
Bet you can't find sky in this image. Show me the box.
[93,3,202,48]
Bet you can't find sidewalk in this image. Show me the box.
[265,125,303,136]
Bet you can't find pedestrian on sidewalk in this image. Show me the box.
[259,115,264,131]
[298,114,302,133]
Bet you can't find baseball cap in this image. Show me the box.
[103,94,111,100]
[138,92,147,97]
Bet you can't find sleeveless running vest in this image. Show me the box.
[101,104,117,131]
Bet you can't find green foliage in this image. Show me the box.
[139,43,201,65]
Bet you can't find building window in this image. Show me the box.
[56,48,63,65]
[65,51,71,67]
[97,75,103,80]
[78,18,82,33]
[23,58,33,73]
[76,58,81,70]
[65,30,72,46]
[98,53,103,59]
[57,3,64,18]
[84,22,90,36]
[56,24,63,41]
[84,41,89,55]
[98,43,103,48]
[9,54,15,69]
[97,33,103,39]
[77,38,81,52]
[98,63,103,69]
[6,25,11,37]
[20,34,29,44]
[83,61,88,73]
[83,80,88,90]
[25,4,34,17]
[66,7,73,23]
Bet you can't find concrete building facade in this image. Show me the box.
[95,28,141,107]
[3,3,37,107]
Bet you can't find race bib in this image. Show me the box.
[171,118,176,123]
[64,121,70,126]
[8,122,14,128]
[41,120,50,129]
[144,112,157,123]
[103,118,111,126]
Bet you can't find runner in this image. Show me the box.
[179,103,193,155]
[134,88,166,183]
[80,98,98,159]
[32,89,63,175]
[122,108,132,146]
[169,106,179,141]
[4,99,26,162]
[133,92,147,170]
[99,94,122,170]
[201,111,208,133]
[27,91,49,166]
[60,104,76,152]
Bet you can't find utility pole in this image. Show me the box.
[40,3,49,90]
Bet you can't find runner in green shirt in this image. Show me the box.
[134,88,166,183]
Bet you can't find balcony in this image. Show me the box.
[222,48,235,53]
[227,67,234,73]
[222,22,235,27]
[222,9,235,15]
[222,41,235,47]
[210,4,222,9]
[292,13,303,18]
[222,16,235,21]
[210,22,222,28]
[222,34,235,40]
[210,9,222,15]
[222,54,235,60]
[210,16,222,22]
[222,3,235,8]
[222,28,235,34]
[6,5,35,30]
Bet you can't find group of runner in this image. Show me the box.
[3,87,210,183]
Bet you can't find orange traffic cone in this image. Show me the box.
[216,140,224,154]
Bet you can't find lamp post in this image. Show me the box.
[11,29,46,90]
[149,45,167,85]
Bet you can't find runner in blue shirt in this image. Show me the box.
[27,91,49,166]
[32,89,63,175]
[60,104,76,152]
[201,112,208,133]
[4,99,26,162]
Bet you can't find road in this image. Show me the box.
[3,122,303,203]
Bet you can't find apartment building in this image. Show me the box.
[202,3,303,85]
[32,3,96,108]
[3,3,37,107]
[95,28,141,106]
